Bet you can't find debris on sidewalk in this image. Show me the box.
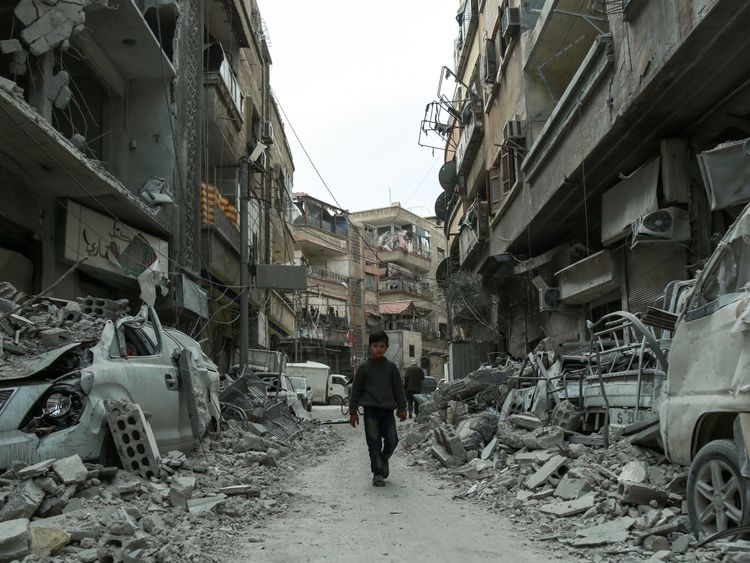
[0,421,341,562]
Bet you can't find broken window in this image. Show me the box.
[409,344,416,358]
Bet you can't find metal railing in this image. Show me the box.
[219,59,243,118]
[307,265,349,284]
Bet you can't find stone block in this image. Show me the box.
[17,459,54,480]
[525,455,567,489]
[671,534,690,554]
[13,0,37,26]
[554,474,592,500]
[514,450,557,466]
[619,481,668,506]
[169,476,196,510]
[508,414,542,430]
[52,455,88,485]
[39,327,68,347]
[643,535,671,552]
[30,526,70,556]
[618,460,648,484]
[0,481,45,521]
[0,518,30,561]
[0,39,22,54]
[527,425,564,450]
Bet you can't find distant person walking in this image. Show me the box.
[403,363,425,418]
[348,330,407,487]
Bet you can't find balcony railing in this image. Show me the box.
[379,279,432,299]
[205,56,244,120]
[307,265,349,284]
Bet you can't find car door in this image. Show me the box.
[94,316,182,450]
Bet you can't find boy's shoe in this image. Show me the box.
[382,458,389,479]
[372,474,385,487]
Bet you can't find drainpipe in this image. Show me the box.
[261,43,272,346]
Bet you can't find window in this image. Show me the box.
[437,247,446,262]
[409,344,416,358]
[689,233,750,312]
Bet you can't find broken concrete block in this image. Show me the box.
[539,493,596,517]
[169,476,196,510]
[105,400,161,480]
[242,435,269,452]
[480,437,497,460]
[52,455,88,485]
[644,535,671,552]
[570,516,635,546]
[525,455,567,489]
[619,481,668,506]
[671,534,690,554]
[0,518,30,561]
[508,414,542,430]
[187,495,226,514]
[30,526,70,556]
[649,550,673,562]
[107,509,137,536]
[219,485,259,496]
[0,39,22,55]
[527,425,564,450]
[13,0,38,26]
[514,450,557,466]
[39,327,68,347]
[0,481,45,521]
[431,445,461,468]
[17,459,54,480]
[445,433,467,461]
[549,400,581,431]
[618,460,648,484]
[554,474,592,500]
[247,422,268,436]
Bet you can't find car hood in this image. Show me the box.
[0,343,86,382]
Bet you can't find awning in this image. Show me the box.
[379,300,415,316]
[601,157,660,246]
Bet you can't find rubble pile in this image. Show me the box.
[404,383,735,562]
[0,420,341,562]
[0,294,126,369]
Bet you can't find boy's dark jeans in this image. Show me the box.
[363,407,399,476]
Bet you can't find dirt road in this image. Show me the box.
[232,407,552,562]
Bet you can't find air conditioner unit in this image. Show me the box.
[501,7,521,40]
[539,287,562,311]
[633,207,690,242]
[503,120,525,143]
[261,121,274,145]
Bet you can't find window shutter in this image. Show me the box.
[488,167,502,213]
[500,148,516,198]
[483,37,497,83]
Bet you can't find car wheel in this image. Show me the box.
[329,395,343,406]
[687,439,750,539]
[306,401,312,412]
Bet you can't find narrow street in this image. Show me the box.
[234,407,551,563]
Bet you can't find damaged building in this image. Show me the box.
[0,0,297,371]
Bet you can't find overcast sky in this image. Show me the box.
[256,0,458,217]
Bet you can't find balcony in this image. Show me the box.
[379,279,433,301]
[454,97,484,175]
[294,224,349,257]
[204,49,244,123]
[269,291,295,337]
[453,0,479,76]
[458,201,488,266]
[306,266,349,299]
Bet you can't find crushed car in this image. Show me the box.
[0,304,220,468]
[659,202,750,539]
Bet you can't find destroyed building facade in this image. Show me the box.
[0,0,297,370]
[431,0,750,356]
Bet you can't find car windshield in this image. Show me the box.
[289,377,306,390]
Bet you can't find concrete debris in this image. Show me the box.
[397,355,708,562]
[0,39,22,54]
[0,416,339,562]
[15,0,89,56]
[0,518,30,561]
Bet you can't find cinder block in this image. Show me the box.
[104,401,161,480]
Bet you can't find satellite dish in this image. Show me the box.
[438,160,457,190]
[434,191,448,221]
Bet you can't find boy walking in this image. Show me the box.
[348,330,407,487]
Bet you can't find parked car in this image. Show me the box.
[289,376,313,411]
[659,202,750,539]
[257,373,298,408]
[0,306,221,469]
[327,374,350,405]
[423,376,438,394]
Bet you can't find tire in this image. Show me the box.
[329,395,343,406]
[687,439,750,539]
[306,401,312,412]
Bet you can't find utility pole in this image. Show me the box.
[239,158,250,374]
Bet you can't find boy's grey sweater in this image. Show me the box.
[349,358,407,413]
